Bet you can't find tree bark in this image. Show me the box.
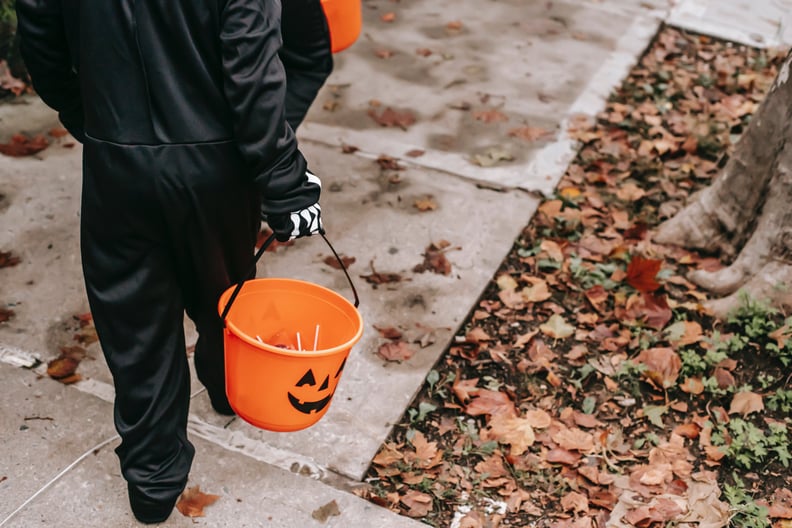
[655,50,792,317]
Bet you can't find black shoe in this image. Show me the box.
[128,485,177,524]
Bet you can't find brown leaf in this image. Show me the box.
[765,488,792,519]
[465,389,517,418]
[452,377,479,402]
[680,377,704,395]
[323,254,355,270]
[381,12,396,22]
[46,344,88,381]
[728,391,764,416]
[623,497,683,526]
[0,251,21,268]
[0,307,14,323]
[714,367,736,390]
[376,154,406,171]
[312,499,341,522]
[472,108,509,123]
[625,255,663,293]
[413,242,454,275]
[560,491,589,513]
[585,285,609,312]
[488,415,536,455]
[401,490,433,518]
[551,427,595,453]
[0,134,49,157]
[377,340,415,362]
[636,347,681,389]
[341,144,359,154]
[368,107,416,129]
[673,422,701,439]
[374,325,403,340]
[524,409,552,429]
[405,149,425,157]
[522,277,552,303]
[176,486,220,518]
[415,48,433,57]
[545,448,582,465]
[508,126,553,142]
[413,196,437,211]
[361,261,404,285]
[411,431,442,468]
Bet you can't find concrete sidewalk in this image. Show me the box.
[1,1,789,526]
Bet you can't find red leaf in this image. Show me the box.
[0,307,14,323]
[0,134,49,157]
[625,255,663,293]
[0,251,21,268]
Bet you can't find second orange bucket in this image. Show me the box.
[321,0,362,53]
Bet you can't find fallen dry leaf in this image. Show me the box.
[626,255,663,293]
[377,340,415,362]
[488,415,536,455]
[508,126,553,142]
[413,242,454,275]
[413,196,437,211]
[636,347,681,389]
[0,134,49,157]
[465,389,517,418]
[0,251,20,268]
[551,427,595,453]
[473,108,509,123]
[560,491,589,513]
[360,261,404,285]
[312,499,341,522]
[323,254,355,270]
[368,107,416,130]
[0,307,15,323]
[539,314,575,339]
[401,490,433,518]
[374,325,403,340]
[176,486,220,518]
[728,391,764,416]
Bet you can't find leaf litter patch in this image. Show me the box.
[356,28,792,528]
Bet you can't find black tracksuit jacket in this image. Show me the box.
[16,0,332,511]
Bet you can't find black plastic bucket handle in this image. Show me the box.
[220,231,359,325]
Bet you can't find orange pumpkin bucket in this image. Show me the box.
[218,233,362,432]
[321,0,362,53]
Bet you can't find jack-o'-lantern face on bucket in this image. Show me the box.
[288,358,347,414]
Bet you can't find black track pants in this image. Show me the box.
[281,0,334,130]
[80,140,259,504]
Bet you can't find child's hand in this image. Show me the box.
[267,203,323,242]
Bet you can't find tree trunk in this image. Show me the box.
[655,50,792,318]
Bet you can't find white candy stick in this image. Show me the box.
[256,335,264,344]
[296,332,302,351]
[313,325,320,351]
